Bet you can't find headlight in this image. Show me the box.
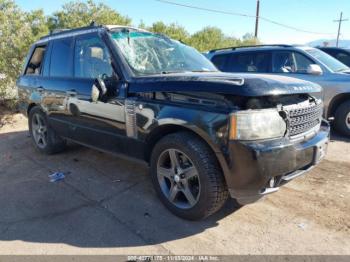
[229,109,286,140]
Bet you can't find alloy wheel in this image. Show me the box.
[31,113,48,149]
[157,149,201,209]
[346,112,350,129]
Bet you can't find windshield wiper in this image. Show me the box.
[161,71,188,74]
[190,70,218,73]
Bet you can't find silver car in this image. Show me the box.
[206,45,350,136]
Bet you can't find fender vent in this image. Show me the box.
[125,99,137,138]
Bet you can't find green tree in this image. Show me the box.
[147,21,190,43]
[188,27,228,52]
[188,27,259,52]
[48,0,131,30]
[0,0,48,102]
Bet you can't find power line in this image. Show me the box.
[155,0,334,36]
[334,12,348,47]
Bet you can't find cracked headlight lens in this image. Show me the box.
[230,109,286,140]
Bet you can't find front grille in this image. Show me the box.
[285,101,323,137]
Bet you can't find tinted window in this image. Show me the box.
[226,52,271,73]
[74,35,114,79]
[211,54,227,71]
[306,48,348,72]
[50,38,73,77]
[273,51,313,74]
[322,49,337,56]
[25,46,46,75]
[336,52,350,66]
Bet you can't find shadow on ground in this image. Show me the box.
[330,130,350,143]
[0,130,240,249]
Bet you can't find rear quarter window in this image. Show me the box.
[25,46,46,75]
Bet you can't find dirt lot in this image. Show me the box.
[0,109,349,255]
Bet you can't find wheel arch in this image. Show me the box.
[144,123,230,187]
[327,93,350,118]
[144,124,221,161]
[27,103,38,116]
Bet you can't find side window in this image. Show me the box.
[25,46,46,75]
[211,54,227,71]
[50,38,74,77]
[294,52,314,73]
[226,52,271,73]
[273,51,313,74]
[336,52,350,66]
[74,35,114,79]
[273,52,294,73]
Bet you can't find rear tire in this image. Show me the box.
[334,100,350,137]
[150,132,228,220]
[28,106,66,154]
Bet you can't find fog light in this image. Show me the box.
[269,177,275,188]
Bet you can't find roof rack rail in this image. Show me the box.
[40,21,102,40]
[209,44,293,53]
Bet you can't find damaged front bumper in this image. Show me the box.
[222,120,330,205]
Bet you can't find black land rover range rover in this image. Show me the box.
[17,25,330,220]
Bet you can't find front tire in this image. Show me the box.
[150,132,228,220]
[334,100,350,137]
[28,106,66,154]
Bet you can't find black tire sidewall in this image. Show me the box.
[150,133,225,220]
[28,107,65,154]
[334,101,350,137]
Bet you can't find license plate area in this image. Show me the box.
[313,139,328,165]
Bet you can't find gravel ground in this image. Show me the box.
[0,110,349,255]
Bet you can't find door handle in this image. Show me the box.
[66,90,77,97]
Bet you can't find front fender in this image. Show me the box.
[146,104,229,153]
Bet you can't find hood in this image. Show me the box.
[128,72,321,97]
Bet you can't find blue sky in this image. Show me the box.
[16,0,350,44]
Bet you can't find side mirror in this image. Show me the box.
[91,78,107,103]
[307,64,323,75]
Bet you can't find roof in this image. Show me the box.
[317,46,350,51]
[206,44,318,57]
[208,44,293,54]
[37,24,149,44]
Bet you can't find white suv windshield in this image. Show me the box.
[110,30,217,75]
[306,48,349,72]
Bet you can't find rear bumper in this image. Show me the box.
[220,120,330,204]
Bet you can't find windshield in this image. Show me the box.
[110,30,217,75]
[306,48,349,72]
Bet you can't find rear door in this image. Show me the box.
[222,51,272,73]
[17,44,48,113]
[40,37,76,138]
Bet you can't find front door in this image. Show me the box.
[271,50,327,96]
[63,32,129,155]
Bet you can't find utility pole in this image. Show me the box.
[334,12,348,47]
[254,0,260,38]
